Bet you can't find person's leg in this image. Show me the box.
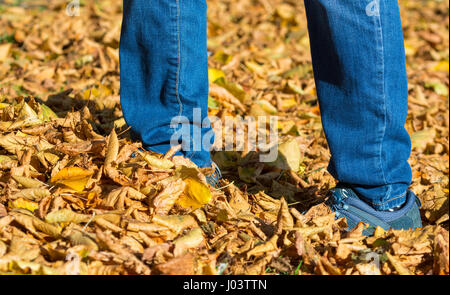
[120,0,213,168]
[303,0,412,211]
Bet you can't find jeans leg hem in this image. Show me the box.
[363,191,407,211]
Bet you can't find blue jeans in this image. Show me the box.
[120,0,411,210]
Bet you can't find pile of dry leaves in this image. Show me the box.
[0,0,448,275]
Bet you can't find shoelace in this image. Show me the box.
[205,162,222,187]
[327,188,393,231]
[326,188,350,218]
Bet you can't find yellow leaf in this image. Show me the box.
[276,3,295,20]
[0,155,18,168]
[287,81,304,95]
[404,41,417,57]
[177,177,212,210]
[43,152,59,165]
[213,50,233,64]
[98,84,113,97]
[0,43,12,62]
[9,198,39,212]
[245,61,265,75]
[114,118,126,129]
[271,138,302,172]
[208,68,225,83]
[410,129,436,151]
[432,60,449,73]
[0,102,10,109]
[45,209,91,224]
[278,120,298,135]
[209,108,220,116]
[51,167,94,191]
[12,175,46,188]
[140,152,174,170]
[280,98,297,110]
[82,85,112,100]
[214,79,247,102]
[39,103,58,121]
[256,100,278,115]
[83,88,99,100]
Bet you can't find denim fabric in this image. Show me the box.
[120,0,412,210]
[304,0,412,210]
[120,0,213,168]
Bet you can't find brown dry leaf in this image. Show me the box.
[355,263,382,275]
[386,252,413,275]
[153,253,195,275]
[140,152,174,170]
[293,230,305,257]
[320,256,342,275]
[226,184,251,214]
[126,187,148,201]
[0,204,7,217]
[0,215,14,230]
[56,140,103,156]
[0,0,447,276]
[390,226,434,255]
[142,243,172,263]
[10,188,50,202]
[88,261,125,275]
[95,217,124,234]
[0,240,7,257]
[276,197,294,234]
[11,175,46,189]
[152,214,198,235]
[105,128,119,166]
[119,235,144,254]
[10,210,61,238]
[96,229,151,275]
[173,228,205,257]
[104,165,133,186]
[209,83,246,112]
[151,178,186,215]
[246,234,279,258]
[102,187,126,208]
[127,222,169,235]
[0,43,12,62]
[45,208,91,224]
[62,227,99,251]
[433,227,449,275]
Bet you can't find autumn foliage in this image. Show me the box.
[0,0,448,275]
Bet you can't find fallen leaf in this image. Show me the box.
[51,167,94,191]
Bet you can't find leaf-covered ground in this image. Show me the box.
[0,0,448,275]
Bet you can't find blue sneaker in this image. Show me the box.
[326,187,423,236]
[205,162,222,188]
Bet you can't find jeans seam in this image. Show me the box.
[363,190,407,206]
[373,3,388,191]
[175,0,201,165]
[175,0,183,118]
